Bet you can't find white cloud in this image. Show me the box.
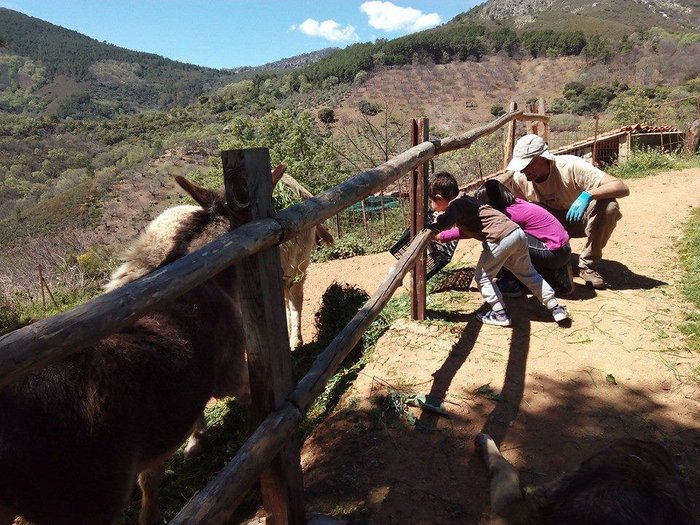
[289,18,359,42]
[360,1,441,33]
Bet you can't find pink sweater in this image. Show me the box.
[439,198,569,250]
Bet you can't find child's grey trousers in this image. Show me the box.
[475,227,558,313]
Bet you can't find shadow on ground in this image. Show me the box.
[302,311,699,524]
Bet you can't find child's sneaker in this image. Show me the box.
[550,305,569,322]
[477,309,512,327]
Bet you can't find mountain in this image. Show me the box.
[0,8,331,116]
[226,48,338,75]
[461,0,700,34]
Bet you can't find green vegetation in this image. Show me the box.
[607,150,700,179]
[0,8,242,112]
[680,207,700,352]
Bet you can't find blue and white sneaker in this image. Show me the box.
[550,305,569,322]
[476,309,512,327]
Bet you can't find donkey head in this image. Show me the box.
[104,178,230,292]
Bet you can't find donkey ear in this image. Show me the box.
[271,163,287,188]
[175,176,221,209]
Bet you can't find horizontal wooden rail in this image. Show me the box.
[169,403,303,525]
[169,228,435,525]
[518,112,550,122]
[0,110,522,388]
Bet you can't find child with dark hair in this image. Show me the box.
[473,179,573,295]
[429,171,568,326]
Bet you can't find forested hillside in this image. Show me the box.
[0,0,699,304]
[0,8,334,116]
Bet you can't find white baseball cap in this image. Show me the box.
[506,134,555,172]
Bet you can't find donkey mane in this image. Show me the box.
[104,204,229,292]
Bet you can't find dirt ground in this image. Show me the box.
[295,168,700,524]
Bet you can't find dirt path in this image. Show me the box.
[296,168,700,524]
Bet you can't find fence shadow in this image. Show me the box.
[301,325,699,524]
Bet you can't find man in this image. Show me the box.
[500,134,629,289]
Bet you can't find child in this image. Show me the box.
[428,171,568,326]
[474,179,574,296]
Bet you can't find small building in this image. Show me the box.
[550,124,684,167]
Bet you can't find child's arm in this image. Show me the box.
[437,226,464,243]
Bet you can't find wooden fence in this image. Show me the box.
[0,109,528,524]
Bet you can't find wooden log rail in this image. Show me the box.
[0,110,522,389]
[169,228,435,524]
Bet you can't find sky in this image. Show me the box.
[1,1,483,69]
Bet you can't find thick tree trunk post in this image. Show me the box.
[538,98,549,142]
[409,118,429,321]
[503,101,518,169]
[222,149,305,525]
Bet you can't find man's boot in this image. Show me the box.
[580,266,606,289]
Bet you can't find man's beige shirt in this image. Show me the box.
[504,155,606,210]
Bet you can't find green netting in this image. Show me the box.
[347,196,401,214]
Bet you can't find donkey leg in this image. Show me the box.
[287,282,304,350]
[475,433,523,516]
[137,463,166,525]
[183,413,207,462]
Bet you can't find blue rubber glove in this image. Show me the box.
[566,191,592,222]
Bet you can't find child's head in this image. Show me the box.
[429,171,459,212]
[474,179,516,211]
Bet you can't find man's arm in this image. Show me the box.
[588,173,630,200]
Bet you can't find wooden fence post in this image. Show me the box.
[503,101,518,169]
[410,117,429,321]
[222,148,305,525]
[538,98,549,142]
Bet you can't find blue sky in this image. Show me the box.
[1,1,483,69]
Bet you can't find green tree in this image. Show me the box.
[221,110,342,193]
[609,90,658,125]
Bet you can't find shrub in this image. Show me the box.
[358,99,381,116]
[0,293,22,333]
[317,107,335,124]
[563,82,586,100]
[490,105,505,117]
[548,98,570,114]
[353,70,369,85]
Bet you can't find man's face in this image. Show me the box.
[521,156,550,182]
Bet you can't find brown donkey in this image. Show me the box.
[475,433,693,525]
[0,177,249,525]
